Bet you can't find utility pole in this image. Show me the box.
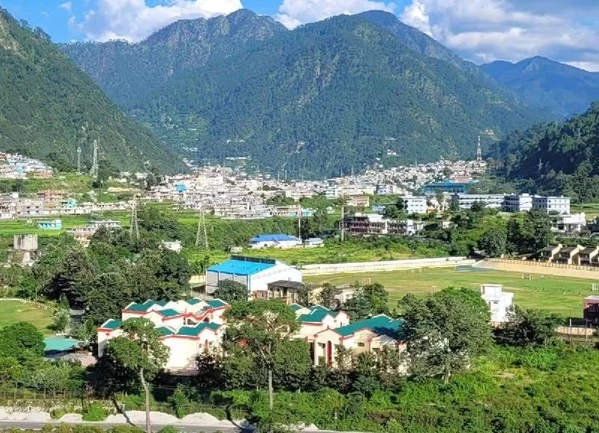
[195,205,209,250]
[297,205,302,240]
[76,146,82,174]
[130,197,140,242]
[340,203,345,242]
[90,140,99,178]
[476,135,482,163]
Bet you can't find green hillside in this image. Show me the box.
[492,102,599,202]
[64,11,543,178]
[0,8,181,172]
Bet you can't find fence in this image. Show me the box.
[300,257,475,275]
[479,258,599,280]
[486,258,599,273]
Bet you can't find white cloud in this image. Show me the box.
[60,2,73,13]
[400,0,599,71]
[73,0,243,42]
[276,0,397,29]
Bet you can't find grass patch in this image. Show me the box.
[0,300,54,334]
[305,267,598,318]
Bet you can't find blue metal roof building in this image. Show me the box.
[250,234,301,243]
[207,258,276,276]
[422,180,478,195]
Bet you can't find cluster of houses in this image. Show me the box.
[0,153,53,179]
[97,255,516,372]
[538,244,599,266]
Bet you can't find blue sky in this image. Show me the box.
[1,0,598,70]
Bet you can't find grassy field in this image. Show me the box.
[305,267,598,318]
[572,203,599,220]
[0,212,130,236]
[0,300,53,333]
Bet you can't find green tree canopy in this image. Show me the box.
[214,280,248,304]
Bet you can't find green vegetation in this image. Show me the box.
[305,267,598,318]
[0,300,53,333]
[0,8,180,172]
[493,102,599,203]
[482,56,599,117]
[81,404,109,422]
[64,11,540,177]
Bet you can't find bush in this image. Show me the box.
[157,427,179,433]
[82,404,109,422]
[50,408,67,420]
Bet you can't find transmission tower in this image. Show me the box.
[195,205,209,249]
[90,140,99,178]
[476,135,482,163]
[76,146,82,174]
[130,198,140,242]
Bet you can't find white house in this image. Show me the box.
[402,196,428,215]
[291,304,350,341]
[311,314,405,368]
[480,284,514,326]
[503,194,533,213]
[206,256,302,294]
[532,196,570,215]
[304,238,324,248]
[249,234,302,249]
[451,193,505,210]
[97,298,229,371]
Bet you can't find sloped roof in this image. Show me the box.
[334,315,403,338]
[208,259,275,276]
[157,309,181,318]
[289,303,304,312]
[125,300,167,312]
[100,319,122,330]
[250,234,301,243]
[298,306,338,323]
[206,299,228,308]
[186,298,202,305]
[176,322,221,337]
[156,326,174,336]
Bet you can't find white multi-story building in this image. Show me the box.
[451,193,505,210]
[402,196,427,214]
[532,196,570,215]
[480,284,514,326]
[98,298,230,371]
[503,194,533,213]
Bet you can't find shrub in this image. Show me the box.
[81,404,109,422]
[50,408,67,420]
[157,427,179,433]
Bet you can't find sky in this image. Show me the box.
[1,0,598,71]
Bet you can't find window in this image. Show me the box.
[357,342,365,347]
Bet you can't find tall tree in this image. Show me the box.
[344,283,389,320]
[224,301,299,421]
[214,280,248,304]
[399,288,492,383]
[495,306,561,347]
[478,226,507,257]
[104,319,169,433]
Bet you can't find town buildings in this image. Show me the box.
[402,196,428,214]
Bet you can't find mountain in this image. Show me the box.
[63,9,286,109]
[482,56,599,117]
[491,102,599,203]
[64,10,543,178]
[0,8,180,173]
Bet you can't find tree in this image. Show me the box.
[52,309,71,334]
[104,319,169,433]
[495,306,561,347]
[344,283,389,320]
[214,280,248,304]
[399,288,492,383]
[0,322,45,362]
[478,226,507,257]
[224,301,299,422]
[317,283,338,309]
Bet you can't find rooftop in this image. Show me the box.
[125,300,167,312]
[206,299,228,309]
[208,258,276,276]
[250,234,301,243]
[44,337,83,353]
[334,314,403,338]
[157,308,181,318]
[298,305,338,323]
[176,322,221,337]
[267,280,305,290]
[100,319,122,330]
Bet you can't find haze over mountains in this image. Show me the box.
[0,7,180,173]
[63,9,543,178]
[482,57,599,118]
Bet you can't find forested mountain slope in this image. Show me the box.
[64,11,543,178]
[482,57,599,117]
[0,8,180,172]
[492,102,599,202]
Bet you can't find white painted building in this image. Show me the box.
[503,194,533,213]
[206,256,302,294]
[402,196,428,214]
[291,304,350,341]
[451,193,505,210]
[249,234,302,249]
[554,213,586,234]
[480,284,514,326]
[97,298,230,371]
[532,196,570,215]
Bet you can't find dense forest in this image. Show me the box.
[64,10,543,178]
[0,8,181,173]
[491,102,599,203]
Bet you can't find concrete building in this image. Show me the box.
[304,238,324,248]
[578,247,599,266]
[342,214,403,236]
[38,219,62,230]
[451,193,504,210]
[553,245,583,265]
[480,284,514,326]
[206,256,302,294]
[538,244,563,262]
[97,298,230,371]
[346,195,370,208]
[311,315,404,368]
[402,196,427,214]
[532,196,570,215]
[249,234,302,249]
[503,194,533,213]
[554,213,586,234]
[293,305,350,341]
[583,295,599,325]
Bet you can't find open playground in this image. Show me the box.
[0,300,53,333]
[304,266,599,318]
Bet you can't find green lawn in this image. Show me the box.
[305,267,598,318]
[0,212,130,236]
[0,300,54,334]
